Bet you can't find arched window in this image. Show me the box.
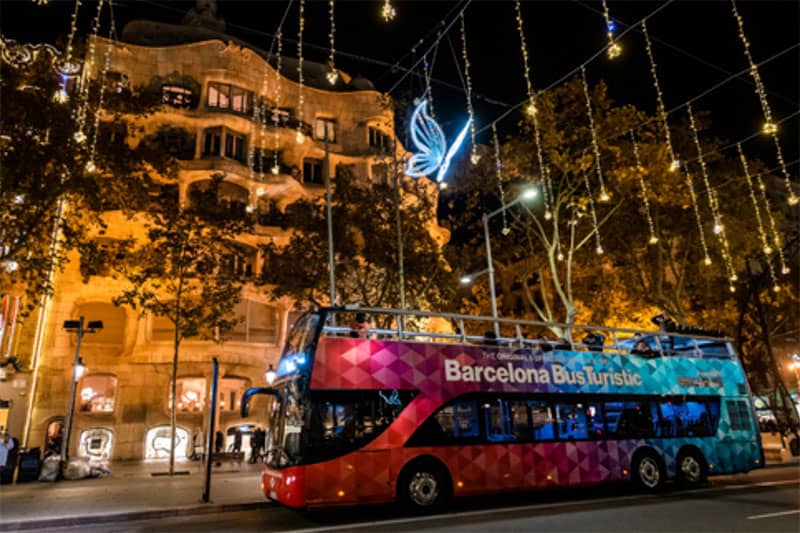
[75,302,126,345]
[145,426,189,459]
[78,428,113,460]
[229,300,278,344]
[174,377,206,413]
[219,377,250,412]
[78,375,117,413]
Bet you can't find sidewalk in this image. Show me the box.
[0,463,267,531]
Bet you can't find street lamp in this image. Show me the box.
[482,187,538,335]
[61,317,103,465]
[265,364,276,386]
[459,268,489,286]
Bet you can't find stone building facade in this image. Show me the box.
[17,12,410,461]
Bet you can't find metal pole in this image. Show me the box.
[482,214,499,336]
[393,150,406,332]
[324,136,336,312]
[61,316,84,465]
[203,357,219,503]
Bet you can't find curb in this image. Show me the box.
[763,460,800,469]
[0,501,269,531]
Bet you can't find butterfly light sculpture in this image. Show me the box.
[406,99,472,184]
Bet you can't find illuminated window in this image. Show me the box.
[229,300,279,344]
[207,82,252,114]
[78,375,117,413]
[174,378,206,413]
[314,118,336,143]
[145,425,189,459]
[78,428,113,460]
[162,85,193,109]
[219,377,250,412]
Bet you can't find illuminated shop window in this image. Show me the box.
[78,375,117,413]
[145,425,189,459]
[78,427,113,460]
[174,378,206,413]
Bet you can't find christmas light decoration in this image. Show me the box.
[749,157,790,275]
[327,0,338,85]
[406,99,470,184]
[74,0,105,144]
[86,7,117,176]
[491,122,508,233]
[272,30,283,175]
[731,0,797,205]
[581,67,610,202]
[601,0,621,59]
[687,104,736,285]
[514,0,551,220]
[579,164,604,255]
[381,0,396,22]
[642,21,679,173]
[459,12,478,165]
[423,53,435,118]
[737,144,781,288]
[629,131,658,245]
[53,0,82,103]
[681,164,713,267]
[296,0,305,144]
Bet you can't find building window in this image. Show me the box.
[207,82,252,115]
[224,132,247,163]
[229,300,279,344]
[175,377,206,413]
[203,127,222,157]
[79,375,117,413]
[162,85,193,109]
[219,377,250,412]
[78,428,113,460]
[314,118,336,143]
[106,71,130,94]
[370,163,389,184]
[303,159,324,185]
[368,126,391,150]
[75,302,125,345]
[145,425,189,459]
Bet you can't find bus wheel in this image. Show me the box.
[676,449,708,487]
[398,460,450,513]
[631,449,665,492]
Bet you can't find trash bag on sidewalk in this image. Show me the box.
[38,455,60,482]
[63,457,111,480]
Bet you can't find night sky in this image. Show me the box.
[2,0,798,172]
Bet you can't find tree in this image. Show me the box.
[0,42,163,309]
[259,165,452,321]
[112,174,251,475]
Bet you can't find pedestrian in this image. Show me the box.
[349,312,370,338]
[0,429,16,484]
[233,430,242,453]
[481,330,499,347]
[191,428,202,460]
[214,430,224,454]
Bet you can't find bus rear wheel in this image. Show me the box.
[631,449,665,492]
[398,460,450,513]
[676,449,708,487]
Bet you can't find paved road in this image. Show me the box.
[50,466,799,533]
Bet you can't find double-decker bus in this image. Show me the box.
[241,307,762,511]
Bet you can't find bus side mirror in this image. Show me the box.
[241,387,282,418]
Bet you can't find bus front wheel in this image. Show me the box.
[631,449,665,492]
[398,459,451,513]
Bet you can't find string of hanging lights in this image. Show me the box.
[514,0,552,220]
[582,170,604,256]
[327,0,338,85]
[580,66,610,202]
[641,20,679,173]
[491,122,509,234]
[686,104,737,289]
[86,17,115,175]
[730,0,797,206]
[601,0,622,59]
[53,0,82,103]
[459,12,479,165]
[629,131,659,246]
[272,30,283,175]
[73,0,105,144]
[295,0,305,144]
[752,168,790,275]
[737,144,781,292]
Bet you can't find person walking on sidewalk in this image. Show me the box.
[0,429,16,484]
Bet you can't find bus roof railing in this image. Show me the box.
[321,305,735,359]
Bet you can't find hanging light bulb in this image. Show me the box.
[789,194,799,206]
[729,285,736,293]
[763,245,773,254]
[703,257,712,266]
[501,227,511,236]
[557,251,564,261]
[712,223,724,234]
[85,160,96,173]
[271,165,280,175]
[296,130,305,144]
[470,153,481,165]
[326,68,339,85]
[669,159,680,172]
[599,191,610,202]
[648,236,659,245]
[53,89,69,103]
[596,245,604,255]
[525,100,537,117]
[607,42,622,59]
[772,285,781,293]
[73,130,87,144]
[439,182,448,190]
[544,211,552,221]
[256,187,265,197]
[381,0,396,21]
[730,274,738,282]
[245,204,255,214]
[781,266,791,275]
[762,122,778,135]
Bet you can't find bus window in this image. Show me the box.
[605,400,659,439]
[659,398,719,437]
[509,401,531,441]
[408,399,480,446]
[555,402,601,440]
[483,398,515,443]
[528,400,554,440]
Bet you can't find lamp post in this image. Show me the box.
[459,268,489,286]
[265,364,276,386]
[61,317,102,465]
[482,188,538,336]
